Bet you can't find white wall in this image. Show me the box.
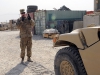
[83,15,100,27]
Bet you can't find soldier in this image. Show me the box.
[16,9,35,63]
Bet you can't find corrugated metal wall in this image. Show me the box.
[34,11,46,35]
[46,10,86,21]
[34,10,86,34]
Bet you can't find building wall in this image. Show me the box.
[34,10,46,35]
[34,10,86,34]
[83,15,100,27]
[46,10,86,21]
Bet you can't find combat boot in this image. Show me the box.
[21,58,24,64]
[27,57,33,62]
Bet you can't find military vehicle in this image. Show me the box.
[53,26,100,75]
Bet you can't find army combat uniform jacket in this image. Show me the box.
[17,17,34,38]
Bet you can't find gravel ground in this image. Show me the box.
[0,30,63,75]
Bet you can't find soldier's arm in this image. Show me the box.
[30,19,35,27]
[16,19,23,29]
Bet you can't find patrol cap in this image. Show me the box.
[20,9,25,14]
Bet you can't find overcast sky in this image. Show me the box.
[0,0,94,22]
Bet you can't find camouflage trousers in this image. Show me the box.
[20,37,32,58]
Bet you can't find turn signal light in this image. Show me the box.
[53,37,57,43]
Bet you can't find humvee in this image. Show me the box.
[53,26,100,75]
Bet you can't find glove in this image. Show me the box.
[27,14,31,20]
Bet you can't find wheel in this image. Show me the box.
[54,47,87,75]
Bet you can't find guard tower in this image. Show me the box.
[94,0,100,11]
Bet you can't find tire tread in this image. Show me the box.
[54,47,87,75]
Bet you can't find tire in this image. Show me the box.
[27,5,38,9]
[27,9,37,13]
[54,47,87,75]
[27,5,38,13]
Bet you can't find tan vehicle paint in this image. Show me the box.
[53,26,100,75]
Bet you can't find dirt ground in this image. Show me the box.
[0,30,62,75]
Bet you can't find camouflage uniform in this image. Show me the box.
[17,17,34,59]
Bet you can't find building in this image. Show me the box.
[94,0,100,11]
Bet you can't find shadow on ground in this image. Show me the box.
[15,35,52,41]
[15,36,20,39]
[5,62,29,75]
[5,61,54,75]
[32,35,52,41]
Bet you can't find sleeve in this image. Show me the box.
[30,19,35,27]
[16,19,23,29]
